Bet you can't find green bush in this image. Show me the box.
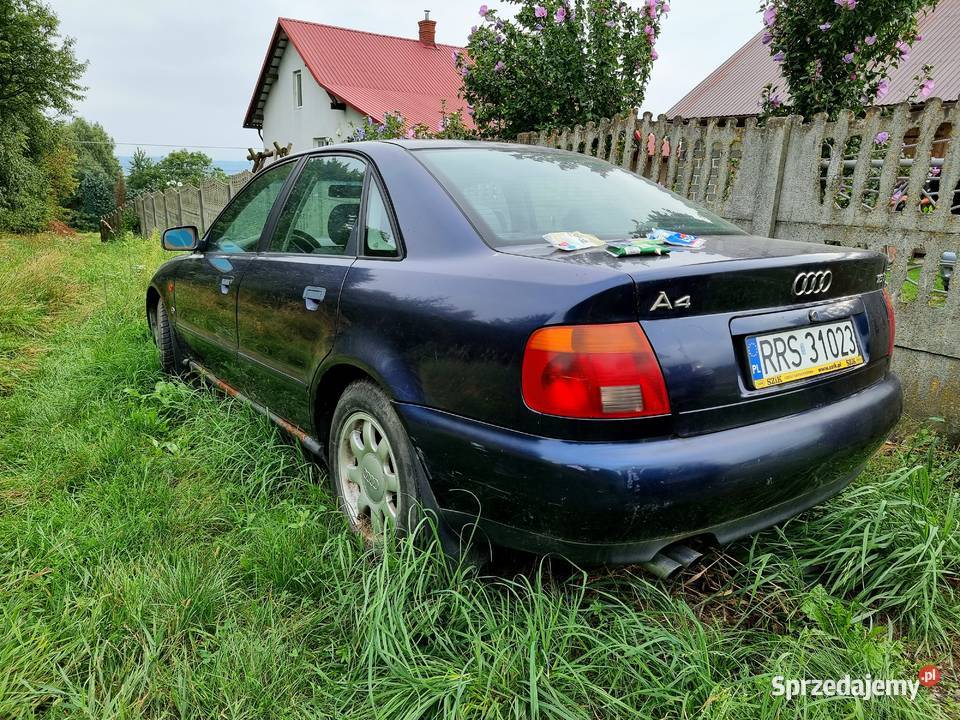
[73,170,115,231]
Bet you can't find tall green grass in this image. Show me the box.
[0,232,955,718]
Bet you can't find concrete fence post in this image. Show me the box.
[750,116,794,238]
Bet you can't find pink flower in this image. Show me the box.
[874,131,890,145]
[921,78,936,97]
[770,94,782,108]
[819,22,832,31]
[605,19,617,28]
[762,32,773,45]
[772,50,785,62]
[555,6,567,22]
[534,4,547,18]
[763,6,777,27]
[651,48,659,60]
[834,0,857,8]
[479,4,489,17]
[896,40,910,60]
[451,50,459,64]
[494,60,506,71]
[876,79,890,99]
[916,34,924,41]
[647,0,657,19]
[843,52,854,64]
[865,35,877,45]
[662,1,670,12]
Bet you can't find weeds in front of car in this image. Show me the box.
[0,232,956,719]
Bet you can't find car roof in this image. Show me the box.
[281,139,574,161]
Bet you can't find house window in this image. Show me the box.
[293,70,303,108]
[313,137,332,148]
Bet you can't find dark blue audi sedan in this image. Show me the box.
[147,140,902,574]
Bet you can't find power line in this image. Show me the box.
[73,140,253,150]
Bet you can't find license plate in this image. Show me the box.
[746,320,863,389]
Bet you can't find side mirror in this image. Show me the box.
[162,226,200,252]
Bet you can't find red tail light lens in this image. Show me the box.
[883,289,896,358]
[521,323,670,419]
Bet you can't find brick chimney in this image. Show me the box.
[418,10,437,47]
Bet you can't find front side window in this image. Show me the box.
[415,148,745,248]
[269,155,366,255]
[363,180,399,258]
[205,162,294,253]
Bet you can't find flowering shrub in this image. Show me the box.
[458,1,667,138]
[760,0,938,118]
[347,104,474,142]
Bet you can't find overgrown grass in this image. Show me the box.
[0,232,957,718]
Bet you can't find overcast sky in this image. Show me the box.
[47,0,762,160]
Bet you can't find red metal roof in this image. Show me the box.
[244,18,471,132]
[667,0,960,118]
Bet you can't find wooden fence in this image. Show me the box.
[132,170,255,239]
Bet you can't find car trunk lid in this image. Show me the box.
[501,235,891,435]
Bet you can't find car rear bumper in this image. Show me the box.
[396,373,902,565]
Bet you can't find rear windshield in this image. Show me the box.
[415,147,745,248]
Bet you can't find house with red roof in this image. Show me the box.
[668,0,960,119]
[244,12,469,151]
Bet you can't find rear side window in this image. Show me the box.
[269,155,366,255]
[415,147,744,248]
[363,180,399,258]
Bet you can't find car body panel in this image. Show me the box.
[397,373,902,563]
[237,253,356,428]
[147,140,903,564]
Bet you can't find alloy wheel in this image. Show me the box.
[336,411,400,539]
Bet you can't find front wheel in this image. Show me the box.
[150,299,177,374]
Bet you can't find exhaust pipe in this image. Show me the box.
[640,543,704,579]
[663,543,702,568]
[639,552,682,579]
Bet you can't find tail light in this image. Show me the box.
[521,323,670,419]
[883,289,896,358]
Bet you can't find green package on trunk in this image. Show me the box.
[605,241,671,257]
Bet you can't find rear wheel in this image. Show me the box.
[330,382,421,540]
[150,300,177,374]
[329,381,482,562]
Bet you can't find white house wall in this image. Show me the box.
[260,43,366,153]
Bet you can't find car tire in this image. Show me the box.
[151,299,177,374]
[329,381,482,562]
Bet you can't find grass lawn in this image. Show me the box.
[0,231,958,719]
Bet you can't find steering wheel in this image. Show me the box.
[288,228,322,254]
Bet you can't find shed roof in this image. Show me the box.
[244,18,470,132]
[667,0,960,118]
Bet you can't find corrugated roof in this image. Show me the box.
[667,0,960,118]
[244,18,471,131]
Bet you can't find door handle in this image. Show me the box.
[303,286,326,311]
[220,276,234,295]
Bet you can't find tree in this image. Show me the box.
[156,150,227,187]
[0,0,86,123]
[126,149,227,195]
[760,0,938,118]
[457,0,668,138]
[68,117,122,179]
[0,0,86,233]
[347,104,474,142]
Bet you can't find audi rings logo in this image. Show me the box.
[793,270,833,296]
